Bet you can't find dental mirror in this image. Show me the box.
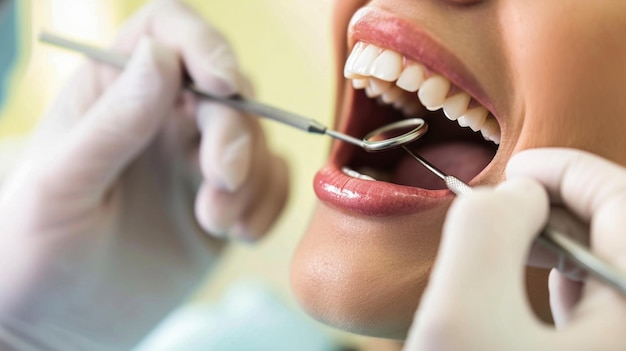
[39,31,430,154]
[362,118,428,152]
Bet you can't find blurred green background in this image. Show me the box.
[0,0,372,346]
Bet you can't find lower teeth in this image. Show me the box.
[342,166,376,181]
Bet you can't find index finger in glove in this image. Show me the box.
[194,102,289,241]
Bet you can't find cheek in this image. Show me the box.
[502,3,626,162]
[333,0,369,40]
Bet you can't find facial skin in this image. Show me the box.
[291,0,626,340]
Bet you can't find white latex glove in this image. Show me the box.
[404,148,626,351]
[0,1,288,350]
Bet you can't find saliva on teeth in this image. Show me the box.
[342,166,376,181]
[341,166,396,182]
[344,41,502,145]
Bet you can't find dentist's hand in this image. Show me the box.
[0,1,287,349]
[404,149,626,350]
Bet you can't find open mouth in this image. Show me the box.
[313,7,502,216]
[341,41,499,189]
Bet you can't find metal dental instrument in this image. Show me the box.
[41,31,626,296]
[400,146,626,296]
[39,31,427,153]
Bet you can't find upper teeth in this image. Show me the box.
[344,41,501,145]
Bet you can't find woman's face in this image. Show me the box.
[291,0,626,339]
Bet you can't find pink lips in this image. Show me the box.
[313,6,488,217]
[314,166,450,216]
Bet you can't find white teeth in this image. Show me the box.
[396,63,425,92]
[353,44,380,76]
[381,86,404,104]
[457,116,469,128]
[342,166,376,181]
[481,117,501,144]
[367,78,392,97]
[392,96,407,109]
[443,92,471,121]
[344,41,502,145]
[344,42,366,78]
[461,106,488,132]
[352,78,369,89]
[418,75,451,111]
[370,49,403,82]
[402,102,422,117]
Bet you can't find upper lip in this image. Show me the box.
[347,7,496,118]
[314,5,498,216]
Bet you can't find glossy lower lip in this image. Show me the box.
[314,165,452,216]
[313,6,495,217]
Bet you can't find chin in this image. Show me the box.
[291,1,553,339]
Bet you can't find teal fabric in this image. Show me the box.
[134,280,341,351]
[0,0,17,111]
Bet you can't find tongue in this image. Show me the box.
[393,141,494,190]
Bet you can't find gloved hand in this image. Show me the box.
[404,148,626,350]
[0,1,287,350]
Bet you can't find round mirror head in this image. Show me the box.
[362,118,428,152]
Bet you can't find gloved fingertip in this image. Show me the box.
[229,223,259,244]
[496,177,550,222]
[217,133,253,192]
[198,103,253,192]
[197,214,229,239]
[195,190,232,239]
[207,226,230,240]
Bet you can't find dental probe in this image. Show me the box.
[40,31,430,153]
[401,146,626,296]
[38,32,365,146]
